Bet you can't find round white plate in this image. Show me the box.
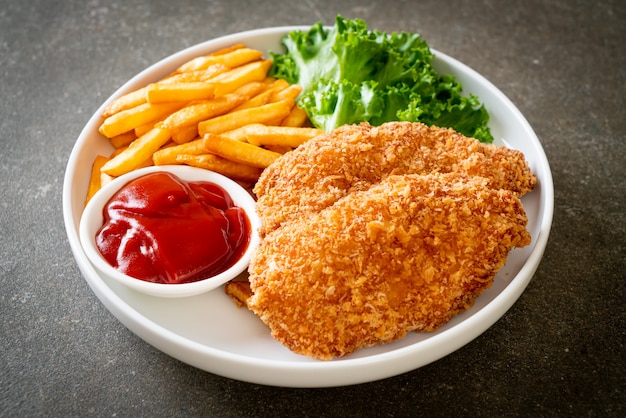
[63,26,554,388]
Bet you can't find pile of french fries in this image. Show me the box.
[85,43,323,204]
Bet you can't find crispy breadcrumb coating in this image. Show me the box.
[248,174,531,360]
[254,122,536,236]
[245,121,536,360]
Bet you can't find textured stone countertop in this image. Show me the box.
[1,0,624,415]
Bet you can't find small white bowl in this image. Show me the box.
[79,165,261,298]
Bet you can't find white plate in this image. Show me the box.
[63,26,554,388]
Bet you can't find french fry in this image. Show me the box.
[135,156,154,169]
[266,78,291,90]
[198,100,292,136]
[224,280,253,308]
[211,47,264,68]
[152,138,208,165]
[270,84,302,103]
[203,134,282,168]
[231,79,290,111]
[175,46,262,73]
[162,97,238,130]
[236,124,323,148]
[208,43,247,56]
[264,144,294,154]
[146,81,216,104]
[98,102,183,138]
[210,60,273,97]
[281,105,310,127]
[170,125,198,144]
[85,155,110,205]
[226,80,267,101]
[229,88,274,112]
[161,88,258,131]
[102,87,148,118]
[175,153,263,182]
[109,131,137,149]
[101,126,171,176]
[161,64,228,84]
[134,122,154,138]
[175,45,246,73]
[219,125,253,142]
[262,76,277,85]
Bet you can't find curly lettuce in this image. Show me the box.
[269,16,493,143]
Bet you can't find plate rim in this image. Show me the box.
[63,25,554,388]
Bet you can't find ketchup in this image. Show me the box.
[95,172,251,284]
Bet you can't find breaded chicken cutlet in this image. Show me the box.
[239,121,536,360]
[248,174,532,360]
[254,122,536,236]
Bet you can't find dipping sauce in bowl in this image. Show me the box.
[97,171,251,285]
[79,165,260,298]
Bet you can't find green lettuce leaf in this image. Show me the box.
[269,16,493,143]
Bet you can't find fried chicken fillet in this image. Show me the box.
[246,121,536,360]
[254,122,536,236]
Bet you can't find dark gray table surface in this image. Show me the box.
[1,0,624,416]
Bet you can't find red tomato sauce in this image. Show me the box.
[95,172,251,284]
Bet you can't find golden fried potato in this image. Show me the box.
[101,126,171,176]
[198,100,292,136]
[203,134,281,168]
[175,153,263,182]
